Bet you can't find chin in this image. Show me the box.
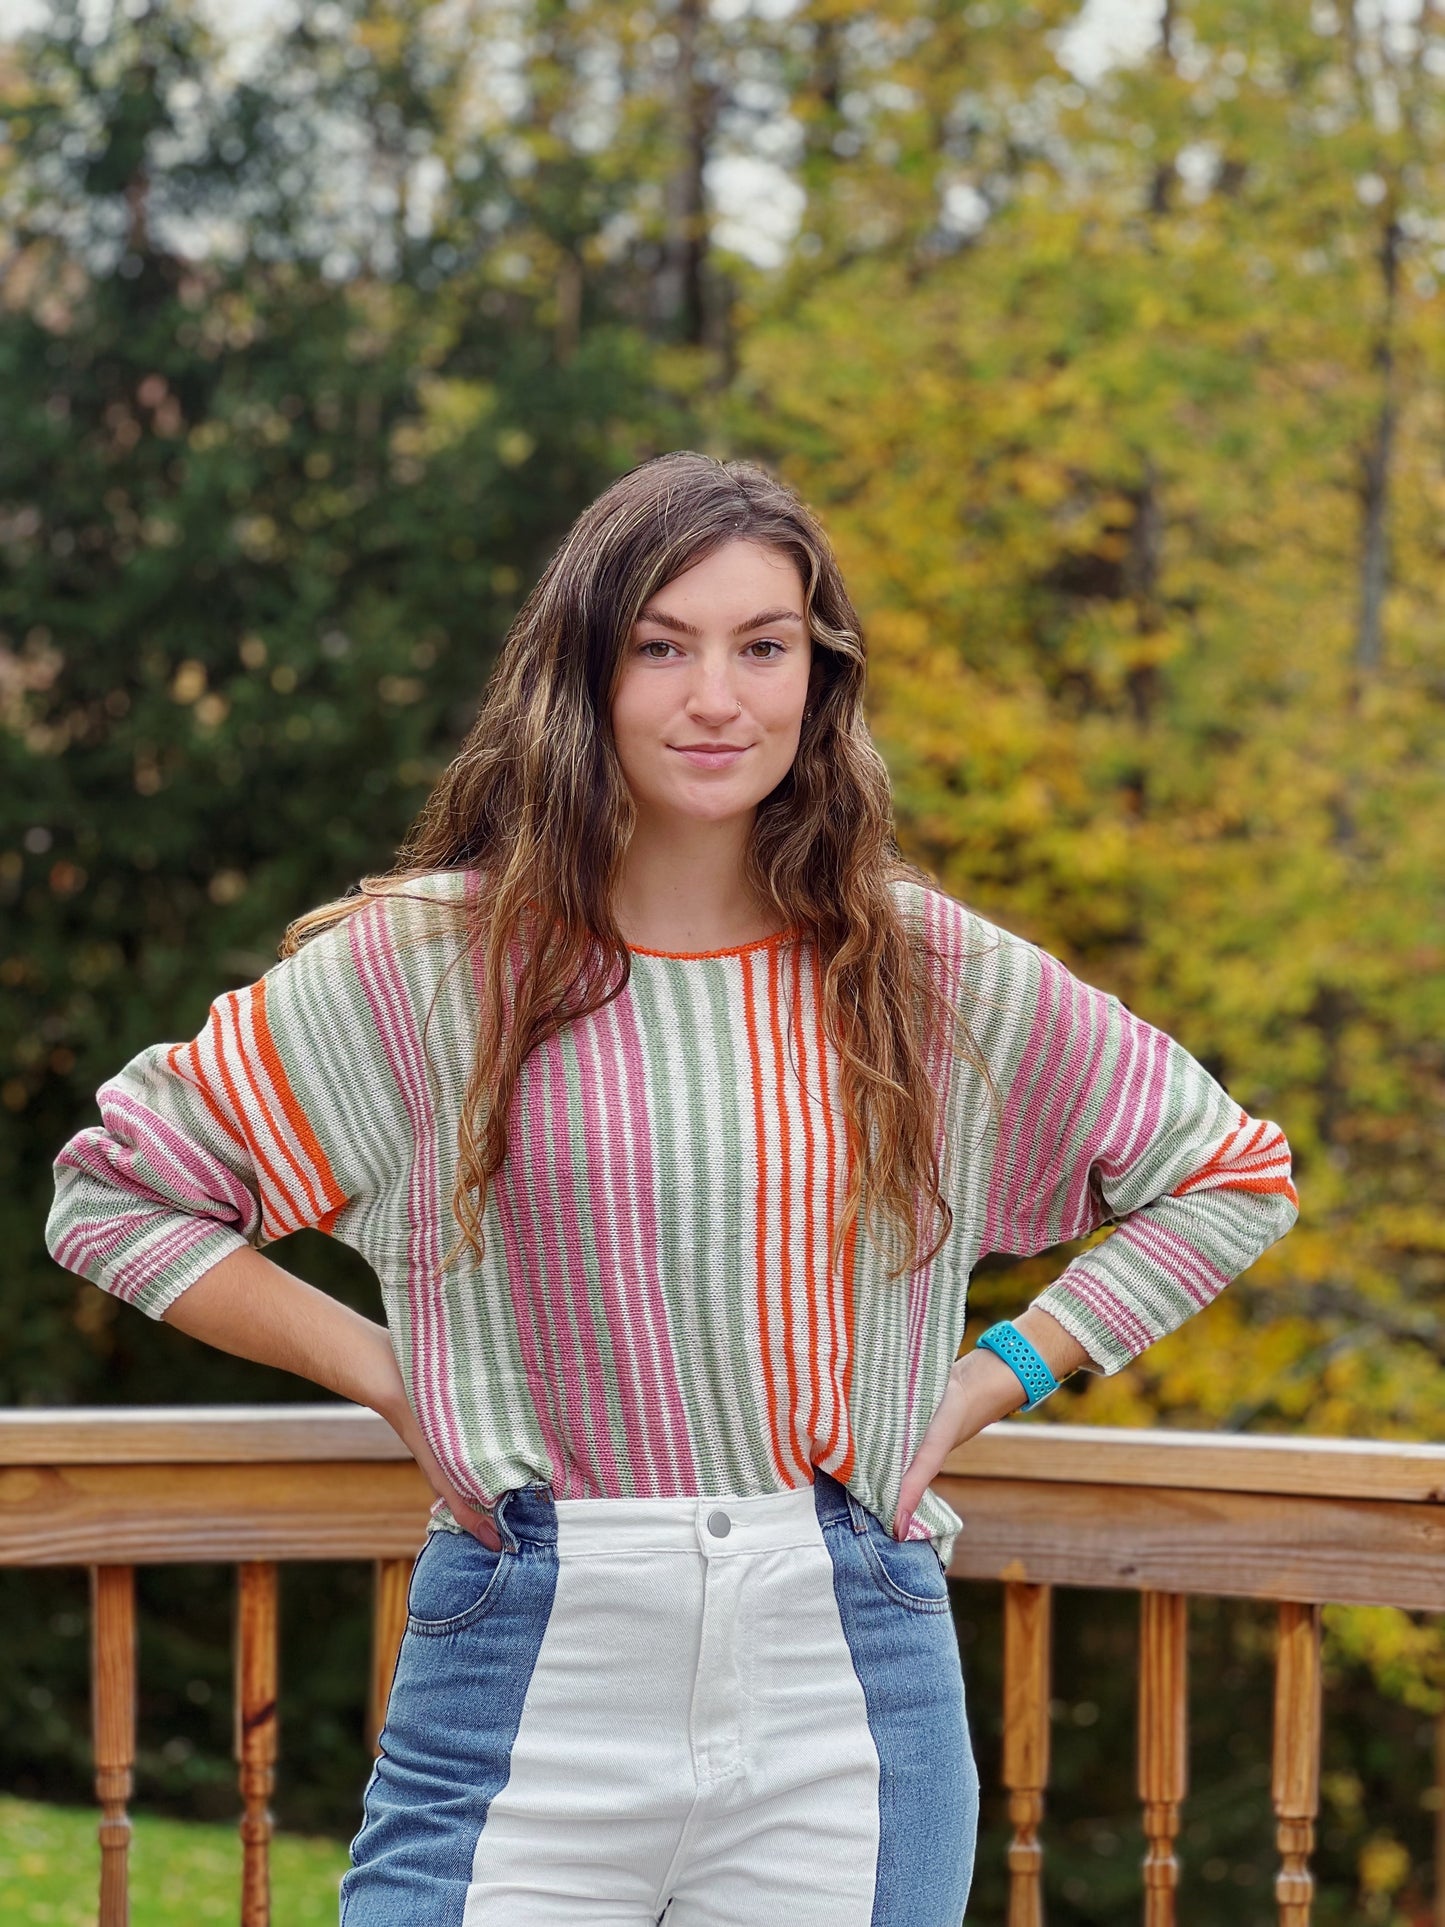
[652,780,767,824]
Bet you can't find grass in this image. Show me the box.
[0,1794,350,1924]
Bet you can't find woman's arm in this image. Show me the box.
[894,898,1299,1536]
[893,1304,1090,1536]
[46,893,503,1551]
[161,1246,504,1551]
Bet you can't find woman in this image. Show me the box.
[46,450,1299,1926]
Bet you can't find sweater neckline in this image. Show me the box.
[625,926,802,962]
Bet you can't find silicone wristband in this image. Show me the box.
[975,1321,1060,1410]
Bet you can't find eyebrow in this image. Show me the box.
[634,604,806,638]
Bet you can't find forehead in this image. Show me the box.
[642,539,805,612]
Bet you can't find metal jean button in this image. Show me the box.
[706,1509,732,1539]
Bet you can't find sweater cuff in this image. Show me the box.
[1028,1259,1158,1377]
[94,1223,254,1323]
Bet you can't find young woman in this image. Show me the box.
[47,451,1299,1926]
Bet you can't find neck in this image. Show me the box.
[612,810,779,953]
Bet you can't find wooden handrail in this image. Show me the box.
[3,1408,1442,1927]
[4,1407,1444,1497]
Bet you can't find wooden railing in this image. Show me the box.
[2,1408,1443,1926]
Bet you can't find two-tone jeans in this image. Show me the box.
[339,1464,979,1925]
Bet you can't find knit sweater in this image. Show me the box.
[45,872,1299,1567]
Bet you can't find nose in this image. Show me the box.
[683,661,741,726]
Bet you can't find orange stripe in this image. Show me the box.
[812,950,850,1470]
[626,928,801,961]
[836,1152,859,1485]
[767,944,807,1484]
[253,978,347,1215]
[791,956,822,1451]
[238,988,327,1221]
[210,994,307,1235]
[740,951,792,1485]
[1172,1118,1293,1198]
[168,1038,248,1155]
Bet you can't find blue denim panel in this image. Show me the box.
[339,1487,559,1927]
[812,1469,979,1927]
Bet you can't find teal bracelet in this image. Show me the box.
[975,1321,1060,1410]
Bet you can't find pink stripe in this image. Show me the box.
[107,1217,228,1305]
[605,988,701,1488]
[491,1143,586,1496]
[1055,999,1146,1234]
[1019,966,1110,1250]
[459,896,573,1488]
[99,1090,260,1228]
[55,1124,252,1234]
[1105,1020,1173,1175]
[981,952,1066,1255]
[496,1020,617,1497]
[1114,1218,1229,1307]
[1055,1009,1166,1236]
[570,990,699,1494]
[54,1206,164,1278]
[349,902,474,1505]
[1055,1265,1155,1353]
[567,1005,665,1491]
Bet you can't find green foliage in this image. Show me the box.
[3,0,1443,1916]
[0,1793,348,1923]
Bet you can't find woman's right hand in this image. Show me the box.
[380,1391,505,1554]
[160,1247,507,1553]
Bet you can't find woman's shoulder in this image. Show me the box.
[885,872,1049,995]
[282,867,474,984]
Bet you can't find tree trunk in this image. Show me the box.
[1355,210,1400,678]
[656,0,712,345]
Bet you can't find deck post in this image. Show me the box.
[90,1564,136,1927]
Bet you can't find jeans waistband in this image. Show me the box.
[491,1465,864,1555]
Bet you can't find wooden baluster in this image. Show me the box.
[235,1563,279,1927]
[1003,1581,1052,1927]
[369,1558,411,1755]
[90,1565,136,1927]
[1138,1592,1188,1927]
[1272,1600,1322,1927]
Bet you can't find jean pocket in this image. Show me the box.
[405,1526,512,1636]
[858,1515,952,1613]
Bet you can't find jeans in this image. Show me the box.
[340,1466,978,1925]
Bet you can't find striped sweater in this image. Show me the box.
[45,872,1299,1566]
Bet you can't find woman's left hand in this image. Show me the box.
[891,1349,1026,1539]
[892,1309,1093,1539]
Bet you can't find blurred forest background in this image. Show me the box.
[1,0,1443,1920]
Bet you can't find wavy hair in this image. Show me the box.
[284,450,993,1278]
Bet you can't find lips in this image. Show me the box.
[670,744,750,768]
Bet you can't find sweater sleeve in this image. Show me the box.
[971,919,1300,1375]
[44,909,390,1322]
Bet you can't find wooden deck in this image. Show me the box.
[3,1408,1442,1925]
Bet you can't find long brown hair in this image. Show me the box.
[285,450,991,1277]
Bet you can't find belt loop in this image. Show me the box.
[492,1489,522,1555]
[845,1489,870,1535]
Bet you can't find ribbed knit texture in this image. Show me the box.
[45,872,1298,1566]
